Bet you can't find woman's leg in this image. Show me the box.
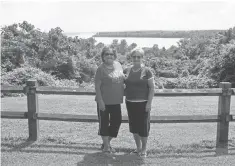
[140,136,148,154]
[97,103,110,151]
[139,102,150,155]
[133,133,142,152]
[101,137,113,150]
[101,136,110,151]
[126,101,142,153]
[108,136,113,144]
[108,104,122,150]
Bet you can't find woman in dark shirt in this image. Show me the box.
[124,48,155,158]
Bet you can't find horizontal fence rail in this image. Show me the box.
[37,87,96,95]
[1,111,27,119]
[27,113,225,123]
[1,85,235,96]
[1,85,24,93]
[2,112,234,123]
[1,80,235,155]
[2,112,232,123]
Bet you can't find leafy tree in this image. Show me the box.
[128,43,137,51]
[2,21,235,88]
[118,39,128,55]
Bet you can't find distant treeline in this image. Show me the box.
[93,30,226,38]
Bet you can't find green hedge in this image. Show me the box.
[1,66,80,87]
[155,76,217,89]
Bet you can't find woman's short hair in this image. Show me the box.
[130,47,144,57]
[101,46,117,62]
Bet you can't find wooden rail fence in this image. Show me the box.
[1,80,235,155]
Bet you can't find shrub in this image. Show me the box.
[181,70,190,77]
[156,69,178,78]
[53,58,80,80]
[77,57,97,82]
[164,78,178,88]
[154,76,217,89]
[54,79,80,87]
[1,66,57,86]
[154,77,165,89]
[176,76,217,89]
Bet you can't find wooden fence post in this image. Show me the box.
[216,82,232,155]
[26,79,39,141]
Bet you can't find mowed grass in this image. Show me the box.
[1,95,235,165]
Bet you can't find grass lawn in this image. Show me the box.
[1,95,235,165]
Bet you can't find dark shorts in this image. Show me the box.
[97,103,122,137]
[126,100,150,137]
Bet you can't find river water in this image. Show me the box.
[65,32,182,48]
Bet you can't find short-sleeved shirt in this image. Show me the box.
[95,61,125,105]
[124,66,153,101]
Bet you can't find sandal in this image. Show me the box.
[102,148,112,154]
[130,150,140,155]
[139,152,147,158]
[101,144,104,150]
[110,146,116,153]
[101,144,115,153]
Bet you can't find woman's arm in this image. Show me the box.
[95,68,105,111]
[146,77,155,112]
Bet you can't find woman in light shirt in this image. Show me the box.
[124,48,155,158]
[95,46,125,154]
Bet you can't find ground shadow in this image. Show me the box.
[147,152,235,159]
[77,152,145,166]
[1,137,235,158]
[1,138,34,152]
[1,148,86,155]
[1,142,100,151]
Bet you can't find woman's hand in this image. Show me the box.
[98,100,105,111]
[145,102,152,112]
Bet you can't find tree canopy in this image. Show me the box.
[1,21,235,88]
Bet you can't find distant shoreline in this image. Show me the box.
[64,29,225,38]
[93,30,225,38]
[63,30,225,48]
[64,32,182,48]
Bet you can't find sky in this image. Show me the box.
[1,0,235,33]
